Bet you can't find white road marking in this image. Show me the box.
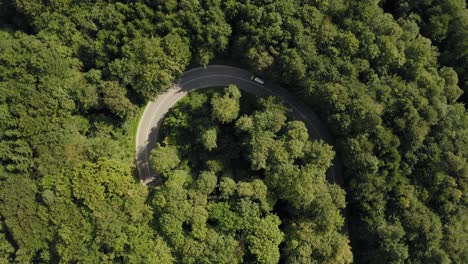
[138,71,336,184]
[177,74,336,182]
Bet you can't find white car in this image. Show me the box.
[250,75,265,85]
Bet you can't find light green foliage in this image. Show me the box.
[208,202,240,232]
[0,2,263,263]
[0,24,170,262]
[86,119,135,163]
[219,176,237,199]
[235,115,254,131]
[267,163,326,209]
[241,99,288,170]
[67,159,173,263]
[249,130,276,170]
[205,160,224,173]
[150,144,180,175]
[254,97,288,133]
[0,159,173,263]
[181,230,242,264]
[196,171,217,195]
[284,220,353,264]
[0,30,90,176]
[211,85,241,123]
[109,34,190,98]
[1,0,467,263]
[153,88,346,263]
[246,116,338,210]
[282,121,309,159]
[245,215,284,264]
[383,0,468,101]
[237,179,271,211]
[200,127,218,151]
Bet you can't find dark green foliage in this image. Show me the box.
[0,3,184,260]
[0,0,467,263]
[0,176,51,262]
[382,0,468,102]
[224,1,467,262]
[151,0,232,66]
[0,228,14,263]
[100,80,137,119]
[153,89,350,263]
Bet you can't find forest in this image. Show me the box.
[0,0,467,263]
[150,87,350,263]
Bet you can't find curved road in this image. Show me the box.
[136,65,343,188]
[136,65,348,233]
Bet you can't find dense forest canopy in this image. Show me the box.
[0,0,466,263]
[381,0,468,102]
[150,87,350,263]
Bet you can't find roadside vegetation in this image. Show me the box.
[0,0,466,263]
[150,87,350,263]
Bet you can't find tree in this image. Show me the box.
[218,176,237,199]
[284,220,352,264]
[208,202,240,233]
[245,215,284,264]
[149,144,180,175]
[181,230,242,264]
[0,176,51,262]
[3,1,467,262]
[0,30,92,176]
[196,170,217,195]
[236,179,271,211]
[211,85,241,123]
[200,127,217,151]
[0,228,14,263]
[100,80,136,119]
[253,97,288,133]
[281,121,310,159]
[109,34,190,98]
[381,0,468,102]
[68,159,173,263]
[150,88,348,263]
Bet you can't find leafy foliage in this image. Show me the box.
[211,85,242,123]
[150,144,181,175]
[152,88,350,263]
[224,1,467,262]
[0,159,173,263]
[382,0,468,102]
[109,34,190,98]
[0,0,467,263]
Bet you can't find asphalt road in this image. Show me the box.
[135,65,343,188]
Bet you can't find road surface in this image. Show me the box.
[135,65,343,187]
